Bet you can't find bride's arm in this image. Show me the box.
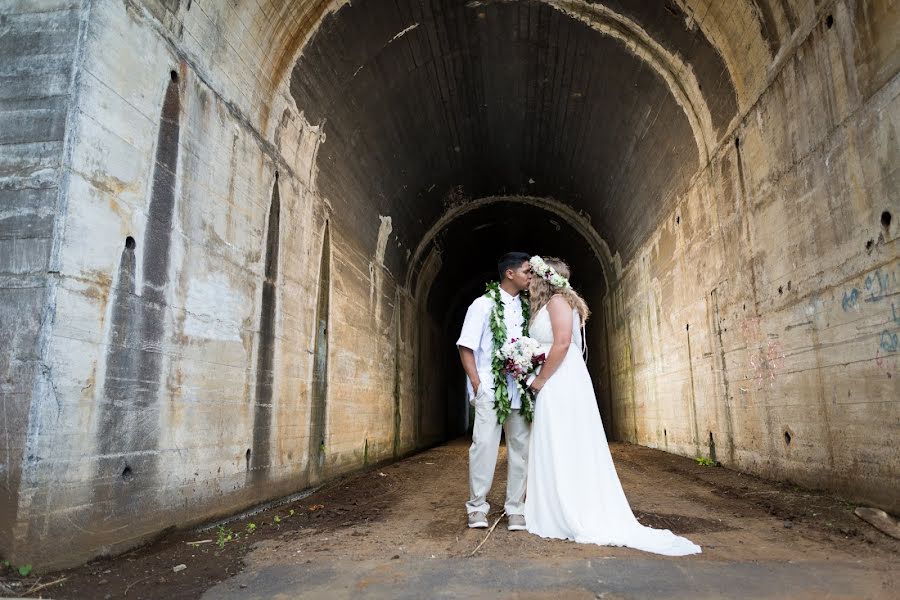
[529,295,572,392]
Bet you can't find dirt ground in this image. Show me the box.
[2,439,898,599]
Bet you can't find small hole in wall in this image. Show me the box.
[825,14,834,29]
[784,430,792,445]
[686,323,689,331]
[170,70,178,82]
[787,280,792,291]
[734,137,740,149]
[125,236,136,250]
[865,239,874,253]
[663,429,667,438]
[274,170,279,180]
[742,303,746,310]
[245,448,251,470]
[122,465,133,482]
[778,285,783,295]
[186,0,192,10]
[676,215,680,225]
[882,211,892,229]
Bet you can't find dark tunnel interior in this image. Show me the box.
[414,200,611,442]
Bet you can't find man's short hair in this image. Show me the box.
[497,252,531,279]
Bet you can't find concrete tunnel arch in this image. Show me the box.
[278,0,727,454]
[2,0,897,571]
[405,196,615,445]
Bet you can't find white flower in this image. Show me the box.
[529,255,570,289]
[499,336,546,379]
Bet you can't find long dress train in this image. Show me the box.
[524,306,701,556]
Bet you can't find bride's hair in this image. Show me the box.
[529,257,590,324]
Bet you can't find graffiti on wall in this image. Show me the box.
[843,266,899,376]
[741,317,786,386]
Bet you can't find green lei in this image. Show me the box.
[485,282,534,424]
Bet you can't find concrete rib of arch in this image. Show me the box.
[543,0,716,163]
[406,195,619,295]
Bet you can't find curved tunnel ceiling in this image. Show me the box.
[288,0,739,279]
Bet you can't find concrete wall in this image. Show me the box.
[0,0,85,560]
[604,1,899,512]
[1,0,422,569]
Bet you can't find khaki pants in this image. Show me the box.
[466,386,530,516]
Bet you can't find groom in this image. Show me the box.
[457,252,532,531]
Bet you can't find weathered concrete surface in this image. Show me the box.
[2,0,422,570]
[0,0,897,572]
[0,0,85,562]
[602,1,900,513]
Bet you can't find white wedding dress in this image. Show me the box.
[524,305,701,556]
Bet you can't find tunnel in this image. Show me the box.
[412,197,611,441]
[1,0,897,570]
[285,0,726,447]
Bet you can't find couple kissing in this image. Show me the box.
[457,252,701,556]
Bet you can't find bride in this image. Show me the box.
[524,256,701,556]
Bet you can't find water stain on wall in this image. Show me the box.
[250,175,282,481]
[392,301,402,458]
[309,222,331,482]
[94,72,181,521]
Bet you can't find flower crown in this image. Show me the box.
[530,256,570,289]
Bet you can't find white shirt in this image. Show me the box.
[456,288,525,409]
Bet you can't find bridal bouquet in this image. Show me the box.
[498,336,546,382]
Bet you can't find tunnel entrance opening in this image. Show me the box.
[410,198,613,448]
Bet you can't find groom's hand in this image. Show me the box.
[470,380,485,407]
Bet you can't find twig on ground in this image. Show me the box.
[124,574,153,596]
[26,576,67,594]
[186,539,213,545]
[470,511,505,556]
